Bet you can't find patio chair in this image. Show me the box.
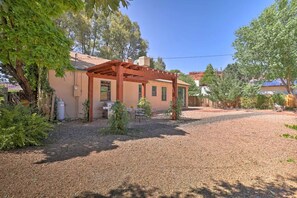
[135,108,146,122]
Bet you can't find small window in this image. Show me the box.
[152,86,157,96]
[161,87,167,101]
[100,81,111,101]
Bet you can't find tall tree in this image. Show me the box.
[150,57,166,70]
[233,0,297,95]
[0,0,129,103]
[200,64,216,85]
[58,11,148,60]
[169,70,200,96]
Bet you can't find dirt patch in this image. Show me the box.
[1,108,297,197]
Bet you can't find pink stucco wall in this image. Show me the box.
[49,70,188,119]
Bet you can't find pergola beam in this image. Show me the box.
[86,60,179,121]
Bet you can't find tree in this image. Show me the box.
[224,63,247,81]
[150,57,166,70]
[58,11,148,60]
[207,72,243,108]
[0,0,129,104]
[169,70,200,96]
[233,0,297,95]
[200,64,216,85]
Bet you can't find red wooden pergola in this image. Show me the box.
[86,60,178,121]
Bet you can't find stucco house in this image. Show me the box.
[48,52,189,119]
[260,79,297,95]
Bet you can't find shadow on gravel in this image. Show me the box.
[74,175,297,198]
[25,112,263,164]
[33,118,200,164]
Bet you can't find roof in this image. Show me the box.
[261,79,297,87]
[155,79,190,86]
[70,51,109,70]
[188,72,204,80]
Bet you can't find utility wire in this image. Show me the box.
[152,53,233,60]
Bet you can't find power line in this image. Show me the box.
[152,53,233,60]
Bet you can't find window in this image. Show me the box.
[152,86,157,96]
[161,87,167,101]
[138,84,142,100]
[100,81,111,101]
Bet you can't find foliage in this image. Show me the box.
[0,104,52,150]
[108,101,129,135]
[207,74,243,108]
[285,124,297,131]
[240,97,257,109]
[150,57,166,70]
[233,0,297,94]
[223,63,247,81]
[200,64,216,86]
[271,93,286,106]
[82,99,90,122]
[255,95,273,109]
[0,0,129,103]
[282,133,297,140]
[166,99,183,120]
[58,10,148,60]
[137,97,152,117]
[169,69,200,96]
[242,83,261,98]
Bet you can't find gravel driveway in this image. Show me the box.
[0,108,297,197]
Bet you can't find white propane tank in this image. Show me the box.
[57,99,65,121]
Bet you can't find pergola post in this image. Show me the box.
[172,75,178,120]
[88,74,94,122]
[116,64,124,102]
[142,82,146,98]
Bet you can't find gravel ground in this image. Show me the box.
[1,107,297,197]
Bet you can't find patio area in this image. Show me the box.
[0,108,297,197]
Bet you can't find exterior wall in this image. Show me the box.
[260,86,288,94]
[49,70,188,119]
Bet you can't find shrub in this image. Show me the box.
[108,101,129,135]
[256,95,272,109]
[240,97,257,109]
[137,97,152,117]
[270,93,285,106]
[0,105,52,150]
[166,99,183,120]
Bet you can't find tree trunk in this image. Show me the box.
[4,61,37,104]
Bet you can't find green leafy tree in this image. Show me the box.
[200,64,216,85]
[233,0,297,95]
[58,11,148,60]
[0,0,129,103]
[150,57,166,70]
[169,70,200,96]
[207,71,243,108]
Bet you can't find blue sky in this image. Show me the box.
[121,0,275,74]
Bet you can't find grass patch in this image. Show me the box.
[287,158,295,163]
[285,124,297,130]
[281,133,297,140]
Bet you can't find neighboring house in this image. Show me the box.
[260,79,297,95]
[49,52,189,119]
[188,72,209,95]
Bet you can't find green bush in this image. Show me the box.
[240,97,257,109]
[137,97,152,117]
[108,101,129,135]
[166,99,183,120]
[256,95,272,109]
[270,93,285,106]
[0,105,52,150]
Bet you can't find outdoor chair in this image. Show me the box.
[135,108,146,122]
